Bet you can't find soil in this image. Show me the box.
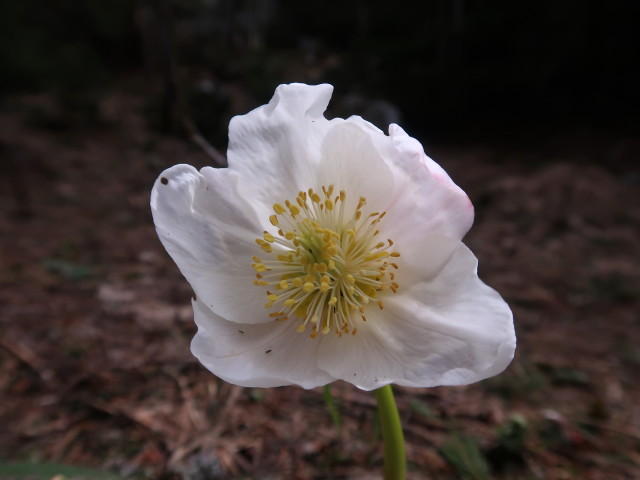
[1,84,639,480]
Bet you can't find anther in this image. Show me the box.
[254,186,401,337]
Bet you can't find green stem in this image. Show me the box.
[323,384,342,433]
[374,384,406,480]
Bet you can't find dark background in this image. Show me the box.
[2,0,639,146]
[1,1,639,479]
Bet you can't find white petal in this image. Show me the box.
[317,243,515,390]
[191,299,334,388]
[394,235,461,282]
[227,83,337,222]
[316,121,395,213]
[151,164,273,324]
[316,319,407,391]
[318,118,474,243]
[382,124,474,243]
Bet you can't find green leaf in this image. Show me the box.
[551,367,590,386]
[409,399,437,419]
[0,462,121,479]
[440,434,490,480]
[323,384,342,432]
[42,259,92,280]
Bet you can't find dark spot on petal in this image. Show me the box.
[266,349,272,354]
[160,177,168,185]
[192,293,197,301]
[239,330,244,334]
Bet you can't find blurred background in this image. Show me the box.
[1,1,639,479]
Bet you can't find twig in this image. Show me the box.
[179,113,228,167]
[211,385,243,438]
[167,384,244,466]
[159,0,227,167]
[0,337,54,384]
[1,144,34,219]
[573,417,640,441]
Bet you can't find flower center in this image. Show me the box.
[251,185,400,338]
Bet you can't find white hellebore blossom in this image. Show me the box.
[151,83,515,391]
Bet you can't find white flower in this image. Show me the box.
[151,83,515,391]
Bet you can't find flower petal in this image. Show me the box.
[316,121,395,213]
[356,122,475,243]
[318,117,473,243]
[191,299,334,388]
[317,243,515,390]
[227,83,337,222]
[151,164,273,324]
[394,235,462,282]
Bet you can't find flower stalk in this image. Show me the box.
[375,385,406,480]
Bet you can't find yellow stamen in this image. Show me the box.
[264,232,275,243]
[251,185,400,338]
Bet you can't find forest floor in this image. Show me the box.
[1,85,639,480]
